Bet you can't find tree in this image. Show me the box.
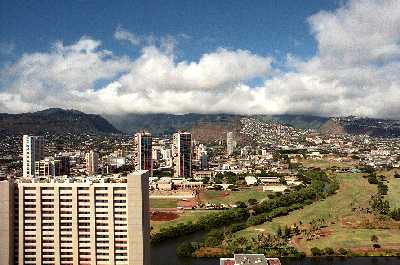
[276,226,282,237]
[176,242,196,257]
[324,247,335,255]
[367,173,379,184]
[248,198,258,206]
[371,235,381,249]
[235,201,247,209]
[310,247,324,256]
[369,194,390,215]
[390,208,400,221]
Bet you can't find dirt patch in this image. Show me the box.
[177,199,197,209]
[151,211,179,221]
[219,192,230,197]
[195,247,227,257]
[341,214,400,229]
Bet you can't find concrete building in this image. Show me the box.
[35,157,70,177]
[134,132,153,173]
[200,151,208,170]
[0,171,150,265]
[85,150,99,176]
[226,132,236,156]
[172,132,192,178]
[23,135,44,178]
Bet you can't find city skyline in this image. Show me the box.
[0,0,399,119]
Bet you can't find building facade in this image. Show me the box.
[134,132,153,173]
[22,135,44,178]
[0,171,150,265]
[35,157,70,177]
[226,132,236,156]
[172,132,192,178]
[85,151,99,176]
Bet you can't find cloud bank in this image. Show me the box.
[0,0,399,118]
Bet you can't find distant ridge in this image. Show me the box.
[105,113,400,138]
[1,109,398,138]
[0,108,121,135]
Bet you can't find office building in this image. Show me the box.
[134,132,153,172]
[22,135,44,178]
[85,151,99,176]
[226,132,236,156]
[35,157,70,177]
[200,151,208,170]
[172,132,192,178]
[0,171,150,265]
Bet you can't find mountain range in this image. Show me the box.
[0,108,120,135]
[1,108,399,138]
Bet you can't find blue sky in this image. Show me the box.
[0,0,399,118]
[0,0,339,64]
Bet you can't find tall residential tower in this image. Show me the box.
[22,135,44,178]
[172,132,192,178]
[0,171,151,265]
[134,132,153,173]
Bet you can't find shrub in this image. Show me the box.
[248,198,258,205]
[337,248,350,255]
[176,242,196,257]
[310,247,324,256]
[390,208,400,221]
[324,247,335,255]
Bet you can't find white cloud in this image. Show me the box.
[0,0,399,118]
[114,26,142,46]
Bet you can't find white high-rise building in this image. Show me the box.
[172,132,192,178]
[0,171,151,265]
[226,132,236,156]
[22,135,44,178]
[85,150,99,175]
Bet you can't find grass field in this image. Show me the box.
[235,172,400,254]
[150,199,178,208]
[383,171,400,209]
[201,188,267,205]
[298,158,358,169]
[151,210,217,233]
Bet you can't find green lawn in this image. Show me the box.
[299,224,400,251]
[384,172,400,209]
[201,189,267,205]
[235,172,400,254]
[151,210,217,233]
[150,199,178,208]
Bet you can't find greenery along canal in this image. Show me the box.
[151,170,339,258]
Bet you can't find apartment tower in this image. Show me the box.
[134,132,153,173]
[172,132,192,178]
[0,170,150,265]
[22,135,44,178]
[85,151,99,176]
[226,132,236,156]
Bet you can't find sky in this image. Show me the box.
[0,0,399,119]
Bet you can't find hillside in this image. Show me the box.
[104,113,242,136]
[321,117,400,137]
[0,108,121,135]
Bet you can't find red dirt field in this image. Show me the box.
[219,192,230,197]
[177,199,197,209]
[151,211,179,221]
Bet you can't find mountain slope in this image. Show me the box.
[104,113,242,136]
[0,108,121,135]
